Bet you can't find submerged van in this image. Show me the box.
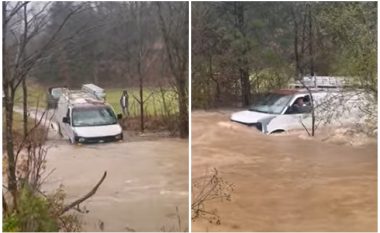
[230,88,366,134]
[56,89,123,144]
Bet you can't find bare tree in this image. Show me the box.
[291,3,316,136]
[106,2,159,133]
[3,1,86,210]
[156,2,189,138]
[133,2,157,132]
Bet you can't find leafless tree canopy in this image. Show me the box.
[192,2,377,108]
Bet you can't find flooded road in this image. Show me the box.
[42,138,188,232]
[192,110,377,232]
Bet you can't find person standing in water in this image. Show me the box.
[120,90,129,116]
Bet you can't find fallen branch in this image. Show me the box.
[59,171,107,215]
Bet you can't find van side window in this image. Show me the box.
[285,95,312,114]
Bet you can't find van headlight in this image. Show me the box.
[78,137,85,143]
[115,133,123,140]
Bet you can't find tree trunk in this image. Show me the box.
[235,3,251,106]
[209,55,221,105]
[137,2,144,133]
[292,7,301,78]
[22,78,27,137]
[308,4,314,77]
[22,3,28,138]
[240,68,251,106]
[207,55,212,108]
[93,61,99,85]
[3,194,8,215]
[139,66,144,133]
[59,50,70,86]
[5,87,18,210]
[308,4,315,136]
[215,82,221,105]
[3,2,17,211]
[177,74,188,138]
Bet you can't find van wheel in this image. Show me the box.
[270,129,285,134]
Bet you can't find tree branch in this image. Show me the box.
[59,171,107,215]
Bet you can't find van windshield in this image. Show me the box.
[51,88,64,99]
[249,93,293,114]
[72,106,117,127]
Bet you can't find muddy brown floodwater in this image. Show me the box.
[42,138,188,232]
[192,110,377,232]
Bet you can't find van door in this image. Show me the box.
[68,108,75,140]
[268,94,312,133]
[61,108,73,140]
[264,94,312,133]
[286,94,312,131]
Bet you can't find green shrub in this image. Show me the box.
[3,186,59,232]
[3,212,21,232]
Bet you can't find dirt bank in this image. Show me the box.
[42,138,188,232]
[192,110,377,232]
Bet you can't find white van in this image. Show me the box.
[230,88,366,134]
[56,89,123,144]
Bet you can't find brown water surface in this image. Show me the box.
[192,110,377,232]
[43,138,188,232]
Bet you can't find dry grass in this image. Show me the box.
[120,113,180,136]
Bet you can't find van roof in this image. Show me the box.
[82,83,104,92]
[272,88,325,95]
[62,90,107,107]
[289,76,354,88]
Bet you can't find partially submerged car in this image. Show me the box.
[230,88,365,134]
[56,86,123,144]
[47,86,67,109]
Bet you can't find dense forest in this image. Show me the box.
[23,2,185,88]
[192,2,377,108]
[4,1,189,135]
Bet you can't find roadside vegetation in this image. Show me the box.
[106,88,178,117]
[13,83,179,118]
[2,112,38,153]
[14,84,46,109]
[192,2,376,108]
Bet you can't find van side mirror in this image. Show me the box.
[62,117,70,124]
[117,114,122,120]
